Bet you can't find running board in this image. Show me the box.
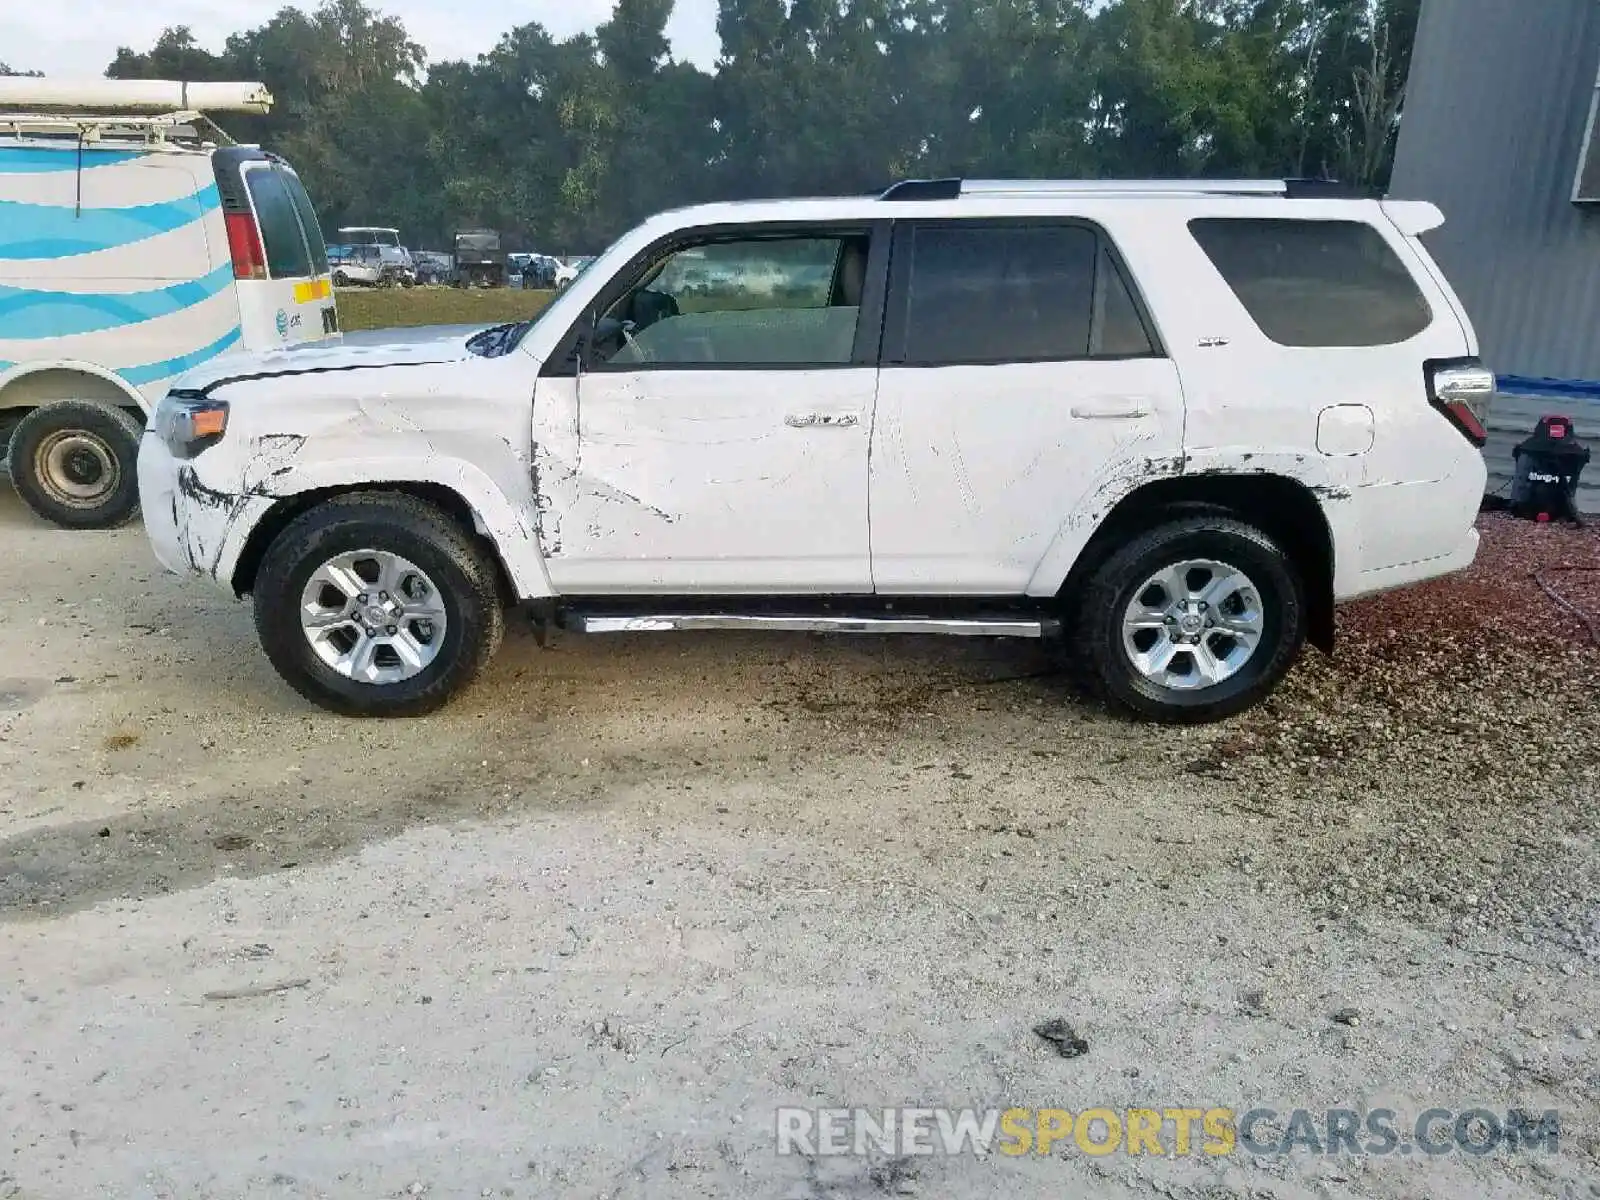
[573,613,1057,638]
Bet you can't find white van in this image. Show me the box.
[0,79,337,528]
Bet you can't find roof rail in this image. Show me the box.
[880,177,1366,201]
[880,178,964,201]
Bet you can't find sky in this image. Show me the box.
[1,0,723,76]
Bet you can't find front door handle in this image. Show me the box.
[1071,402,1150,420]
[786,412,860,429]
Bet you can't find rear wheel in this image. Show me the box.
[253,493,504,717]
[1077,516,1305,723]
[7,400,143,529]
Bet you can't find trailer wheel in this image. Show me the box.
[7,400,144,529]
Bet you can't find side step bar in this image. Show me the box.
[573,614,1058,639]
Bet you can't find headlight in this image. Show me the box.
[154,392,229,459]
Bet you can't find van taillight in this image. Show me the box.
[1427,359,1494,448]
[225,211,267,280]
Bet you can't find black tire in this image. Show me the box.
[1076,516,1305,724]
[252,493,505,717]
[7,400,143,530]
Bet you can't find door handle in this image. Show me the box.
[1071,403,1150,420]
[786,412,860,429]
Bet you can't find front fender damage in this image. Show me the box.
[173,433,307,577]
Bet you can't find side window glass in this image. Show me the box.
[1093,246,1156,357]
[593,236,866,368]
[898,225,1097,364]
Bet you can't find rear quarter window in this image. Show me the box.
[1188,218,1432,347]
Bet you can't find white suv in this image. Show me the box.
[136,178,1492,723]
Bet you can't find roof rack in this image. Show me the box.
[0,110,226,148]
[879,177,1366,201]
[0,79,272,150]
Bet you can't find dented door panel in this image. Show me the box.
[871,358,1186,594]
[532,369,875,594]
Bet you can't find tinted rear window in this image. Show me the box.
[245,166,313,279]
[282,170,330,274]
[897,224,1098,363]
[1189,218,1431,347]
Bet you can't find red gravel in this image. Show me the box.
[1341,512,1600,650]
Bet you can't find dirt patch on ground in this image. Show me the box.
[0,490,1596,1198]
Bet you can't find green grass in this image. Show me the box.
[335,286,554,332]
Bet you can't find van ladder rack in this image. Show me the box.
[0,110,233,147]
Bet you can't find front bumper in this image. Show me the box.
[137,433,271,592]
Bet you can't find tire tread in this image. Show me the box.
[252,492,504,716]
[7,400,144,529]
[1076,515,1305,724]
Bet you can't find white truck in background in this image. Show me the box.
[0,78,337,528]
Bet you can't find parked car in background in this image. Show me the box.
[453,230,506,287]
[0,77,336,529]
[553,256,595,290]
[524,255,561,290]
[139,177,1491,724]
[338,226,414,286]
[413,251,453,285]
[329,243,386,287]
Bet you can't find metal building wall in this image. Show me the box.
[1390,0,1600,384]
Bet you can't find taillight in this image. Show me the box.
[225,210,267,280]
[1427,358,1494,448]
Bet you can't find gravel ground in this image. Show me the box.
[0,491,1596,1199]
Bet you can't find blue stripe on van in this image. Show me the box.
[0,262,235,339]
[0,183,220,260]
[117,326,243,387]
[0,148,147,173]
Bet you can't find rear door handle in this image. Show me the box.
[786,412,860,429]
[1071,402,1150,420]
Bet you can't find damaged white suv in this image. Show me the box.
[137,178,1492,723]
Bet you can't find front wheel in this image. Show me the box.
[252,493,505,717]
[1076,516,1305,724]
[7,400,143,529]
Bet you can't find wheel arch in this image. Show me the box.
[1058,472,1337,654]
[0,362,148,419]
[230,482,534,606]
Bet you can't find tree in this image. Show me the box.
[100,0,1424,250]
[107,27,234,82]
